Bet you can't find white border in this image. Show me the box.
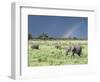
[11,2,97,80]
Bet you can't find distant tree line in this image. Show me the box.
[28,32,87,40]
[28,33,33,40]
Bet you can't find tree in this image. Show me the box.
[28,33,33,40]
[73,37,78,40]
[38,33,49,40]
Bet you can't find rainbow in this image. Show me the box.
[62,21,83,38]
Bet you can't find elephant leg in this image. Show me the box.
[78,53,80,56]
[78,52,81,57]
[72,52,75,56]
[66,51,69,56]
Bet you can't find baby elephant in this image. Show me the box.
[55,45,61,49]
[31,44,39,49]
[65,45,82,56]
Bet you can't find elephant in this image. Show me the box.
[65,44,82,56]
[31,44,39,49]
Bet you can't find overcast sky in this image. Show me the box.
[28,15,88,39]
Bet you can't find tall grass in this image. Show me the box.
[28,40,88,66]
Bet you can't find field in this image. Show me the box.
[28,40,88,66]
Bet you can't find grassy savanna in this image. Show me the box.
[28,40,88,66]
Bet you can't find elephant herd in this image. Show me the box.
[31,43,83,57]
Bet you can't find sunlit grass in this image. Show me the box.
[28,40,88,66]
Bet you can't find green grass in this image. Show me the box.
[28,40,88,66]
